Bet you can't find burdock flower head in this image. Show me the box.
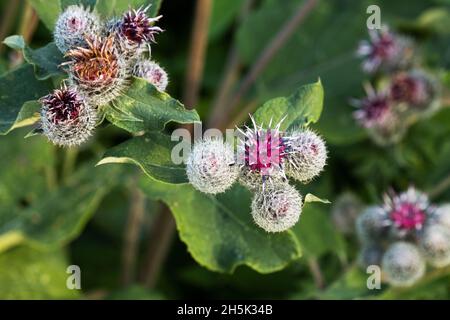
[357,27,414,73]
[383,187,433,238]
[133,59,168,91]
[237,116,288,191]
[110,6,163,58]
[352,84,392,129]
[389,70,440,112]
[54,5,101,54]
[64,35,129,106]
[40,85,97,147]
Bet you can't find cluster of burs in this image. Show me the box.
[186,117,327,233]
[353,26,442,146]
[356,187,450,287]
[39,5,168,147]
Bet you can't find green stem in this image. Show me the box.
[62,148,79,183]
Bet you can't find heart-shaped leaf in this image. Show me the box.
[140,179,302,273]
[253,80,324,130]
[97,132,188,184]
[105,78,200,133]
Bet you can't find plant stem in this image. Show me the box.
[428,173,450,200]
[207,0,255,128]
[140,204,176,288]
[121,184,146,286]
[62,148,79,183]
[308,257,325,289]
[140,0,212,289]
[183,0,212,108]
[221,0,319,127]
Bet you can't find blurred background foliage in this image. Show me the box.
[0,0,450,299]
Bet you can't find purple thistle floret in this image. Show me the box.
[352,85,392,128]
[120,6,163,44]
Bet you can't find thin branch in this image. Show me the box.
[207,0,255,128]
[183,0,213,108]
[121,184,146,286]
[221,0,320,127]
[140,205,176,288]
[308,257,325,290]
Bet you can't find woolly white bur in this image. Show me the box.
[133,59,169,92]
[284,129,327,183]
[434,204,450,230]
[358,244,383,269]
[186,138,238,195]
[355,206,388,244]
[419,224,450,268]
[40,87,97,147]
[251,183,302,233]
[382,242,425,287]
[54,5,102,54]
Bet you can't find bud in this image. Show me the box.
[54,5,101,54]
[133,59,168,91]
[331,192,363,235]
[109,6,163,59]
[64,35,129,106]
[251,183,302,233]
[40,86,97,147]
[389,69,440,114]
[284,129,327,183]
[433,204,450,230]
[382,241,425,287]
[355,206,388,244]
[419,224,450,268]
[186,138,238,195]
[358,244,384,269]
[357,27,414,73]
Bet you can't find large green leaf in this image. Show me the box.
[253,80,324,130]
[3,35,65,80]
[209,0,245,41]
[105,78,200,133]
[140,179,302,273]
[0,246,79,299]
[0,65,52,135]
[28,0,62,31]
[97,132,188,184]
[0,131,128,252]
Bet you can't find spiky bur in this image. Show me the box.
[358,244,384,269]
[390,70,440,113]
[64,35,129,106]
[236,116,288,191]
[357,27,414,74]
[283,129,327,183]
[383,187,433,239]
[418,224,450,268]
[54,5,101,54]
[356,206,389,244]
[186,138,238,195]
[251,183,302,233]
[433,204,450,230]
[109,6,162,60]
[382,241,425,287]
[351,85,405,146]
[40,86,97,147]
[331,193,363,235]
[133,59,168,91]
